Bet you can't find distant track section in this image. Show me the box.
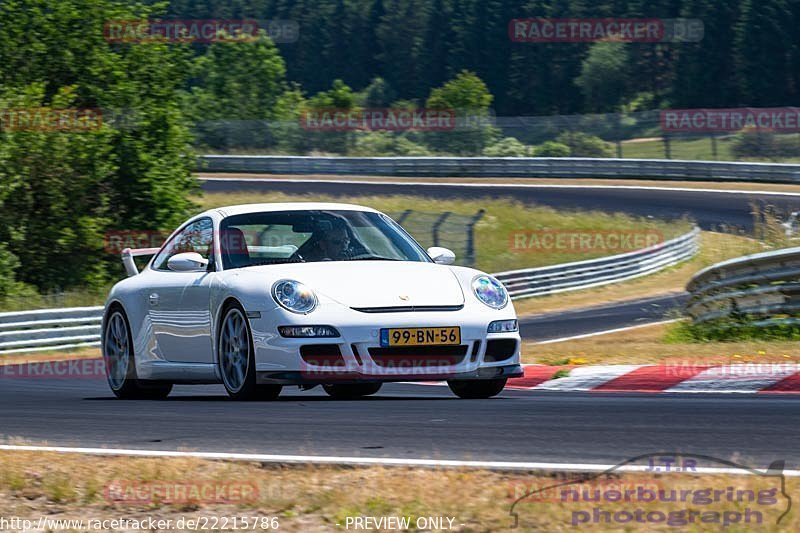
[199,176,800,231]
[201,155,800,183]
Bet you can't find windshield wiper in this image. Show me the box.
[246,258,305,266]
[350,256,401,261]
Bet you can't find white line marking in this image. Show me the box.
[0,444,796,475]
[198,177,800,198]
[533,319,679,345]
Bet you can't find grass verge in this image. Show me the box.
[0,347,99,367]
[0,450,795,531]
[524,322,799,366]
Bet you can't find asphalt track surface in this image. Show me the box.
[3,372,799,467]
[200,177,800,231]
[518,293,686,341]
[2,179,797,469]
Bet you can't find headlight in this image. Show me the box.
[472,275,508,309]
[488,319,518,333]
[272,280,317,314]
[278,325,339,338]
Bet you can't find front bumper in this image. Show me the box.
[248,303,521,384]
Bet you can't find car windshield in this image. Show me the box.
[219,210,431,269]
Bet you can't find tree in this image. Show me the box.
[360,77,397,107]
[188,34,287,120]
[186,33,288,149]
[0,0,196,291]
[575,42,631,112]
[425,70,498,154]
[735,0,796,105]
[305,79,359,153]
[673,0,741,107]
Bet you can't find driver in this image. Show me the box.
[299,221,352,261]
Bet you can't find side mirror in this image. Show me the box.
[167,252,209,272]
[427,246,456,265]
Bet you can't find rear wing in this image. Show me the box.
[121,247,160,277]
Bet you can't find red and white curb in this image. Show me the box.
[4,357,800,395]
[500,363,800,394]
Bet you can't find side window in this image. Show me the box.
[152,218,214,271]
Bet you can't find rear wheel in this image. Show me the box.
[218,303,282,401]
[447,378,507,399]
[103,309,172,400]
[323,383,382,399]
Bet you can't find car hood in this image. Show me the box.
[272,261,465,308]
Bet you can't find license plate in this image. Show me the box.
[380,327,461,347]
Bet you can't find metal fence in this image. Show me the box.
[0,306,103,355]
[686,246,800,325]
[497,227,699,299]
[194,109,800,161]
[201,155,800,183]
[0,227,699,354]
[391,209,484,267]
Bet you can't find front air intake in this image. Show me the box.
[300,344,344,367]
[484,339,517,362]
[368,345,467,367]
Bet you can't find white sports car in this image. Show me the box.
[103,203,522,400]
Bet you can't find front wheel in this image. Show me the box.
[103,309,172,400]
[323,383,382,399]
[218,303,282,401]
[447,378,507,399]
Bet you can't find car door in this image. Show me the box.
[147,218,216,364]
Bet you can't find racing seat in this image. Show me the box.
[221,227,250,269]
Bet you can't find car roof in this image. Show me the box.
[207,202,382,219]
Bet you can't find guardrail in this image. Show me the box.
[0,227,699,354]
[0,306,103,355]
[201,155,800,183]
[686,246,800,324]
[496,227,699,299]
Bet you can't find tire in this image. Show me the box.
[323,383,382,399]
[218,302,282,401]
[447,378,507,399]
[103,308,172,400]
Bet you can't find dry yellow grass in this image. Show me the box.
[524,322,800,366]
[0,347,99,367]
[0,450,796,531]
